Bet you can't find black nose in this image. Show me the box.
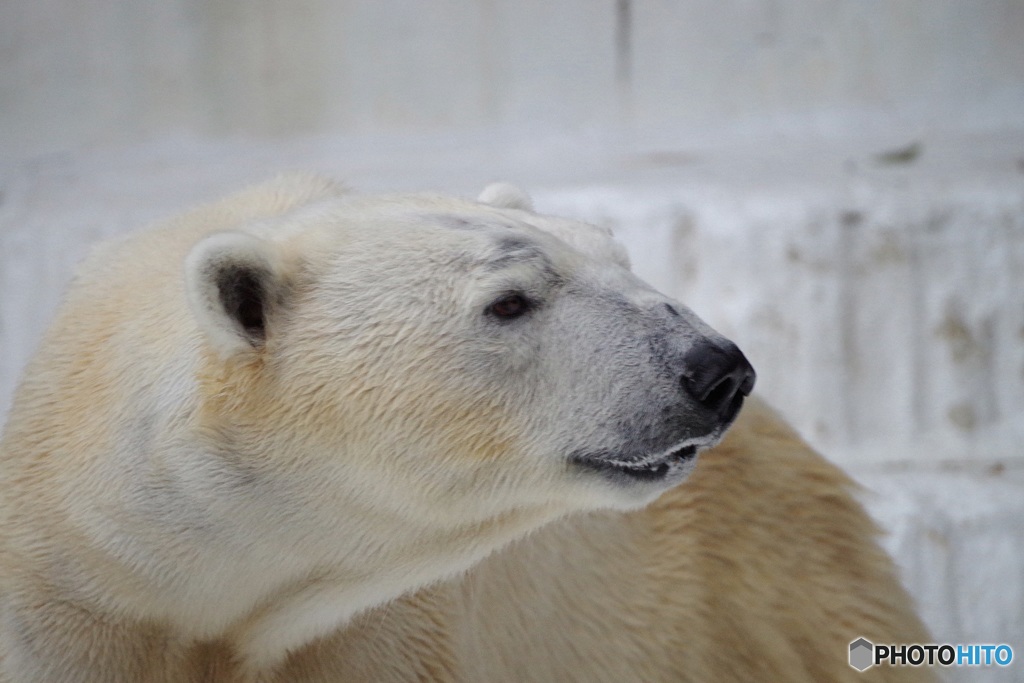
[680,340,756,415]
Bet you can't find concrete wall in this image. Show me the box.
[3,0,1023,160]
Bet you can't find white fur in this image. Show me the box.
[478,182,534,211]
[0,175,747,680]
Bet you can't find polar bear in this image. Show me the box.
[0,175,931,682]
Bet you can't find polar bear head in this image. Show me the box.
[184,184,754,526]
[8,178,757,664]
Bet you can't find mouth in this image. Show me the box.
[571,443,700,484]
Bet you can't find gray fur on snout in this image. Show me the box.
[526,277,736,467]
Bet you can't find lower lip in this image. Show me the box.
[575,446,698,483]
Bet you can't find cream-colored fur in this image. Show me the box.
[0,175,932,681]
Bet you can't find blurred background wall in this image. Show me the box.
[4,1,1024,157]
[2,2,1023,679]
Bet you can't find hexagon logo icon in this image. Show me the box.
[849,638,874,671]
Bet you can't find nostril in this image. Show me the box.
[680,340,757,414]
[702,375,738,408]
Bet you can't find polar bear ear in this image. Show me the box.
[184,231,284,358]
[477,183,534,211]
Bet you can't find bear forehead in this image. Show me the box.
[276,193,629,273]
[426,205,628,271]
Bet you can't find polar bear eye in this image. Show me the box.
[487,293,532,320]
